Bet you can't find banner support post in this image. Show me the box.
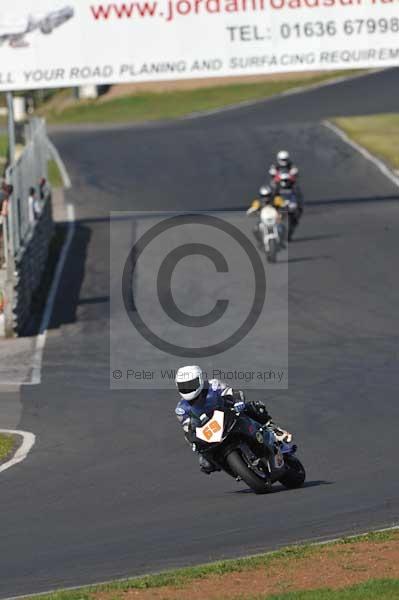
[6,92,16,166]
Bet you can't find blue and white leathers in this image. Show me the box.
[175,379,233,431]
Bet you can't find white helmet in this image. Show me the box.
[259,185,273,200]
[276,150,290,167]
[175,365,204,401]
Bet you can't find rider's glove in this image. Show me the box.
[233,401,246,413]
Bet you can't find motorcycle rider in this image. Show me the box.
[269,150,304,224]
[269,150,299,181]
[247,185,275,215]
[247,185,286,248]
[175,365,292,474]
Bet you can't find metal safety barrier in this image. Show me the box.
[0,117,54,336]
[4,117,49,263]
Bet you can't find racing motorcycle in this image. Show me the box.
[187,406,306,494]
[274,191,300,242]
[271,172,302,241]
[247,199,285,263]
[271,168,298,191]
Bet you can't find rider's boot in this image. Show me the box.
[198,454,220,475]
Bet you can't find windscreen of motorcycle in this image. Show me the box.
[196,410,225,443]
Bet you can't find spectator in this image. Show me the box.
[0,182,10,212]
[39,177,50,201]
[28,187,36,223]
[0,182,11,218]
[0,182,11,269]
[28,186,42,223]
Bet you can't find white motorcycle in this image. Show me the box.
[247,200,285,263]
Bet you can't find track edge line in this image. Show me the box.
[323,119,399,189]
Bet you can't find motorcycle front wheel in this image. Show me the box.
[226,450,271,494]
[279,455,306,489]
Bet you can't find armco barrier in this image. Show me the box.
[12,195,54,334]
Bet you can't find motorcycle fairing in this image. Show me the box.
[196,410,225,443]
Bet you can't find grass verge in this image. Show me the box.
[334,113,399,171]
[42,71,359,125]
[0,134,62,186]
[0,133,7,174]
[0,432,16,462]
[19,529,399,600]
[264,579,399,599]
[48,160,63,188]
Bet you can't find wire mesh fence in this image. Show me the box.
[3,117,49,264]
[0,117,54,336]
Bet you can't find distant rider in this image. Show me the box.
[269,150,304,220]
[175,365,291,474]
[268,150,299,182]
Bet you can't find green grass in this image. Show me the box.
[19,530,398,600]
[0,136,62,186]
[0,433,15,461]
[20,578,399,600]
[0,133,8,163]
[334,113,399,170]
[255,579,399,599]
[12,546,317,600]
[336,529,396,544]
[43,71,360,125]
[48,160,63,188]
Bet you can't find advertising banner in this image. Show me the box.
[1,0,399,90]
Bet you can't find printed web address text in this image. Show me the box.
[91,0,399,23]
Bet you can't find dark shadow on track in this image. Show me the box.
[293,234,341,243]
[49,223,91,329]
[230,480,333,495]
[279,256,332,264]
[302,480,334,489]
[308,194,399,208]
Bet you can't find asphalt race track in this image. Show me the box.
[1,68,399,597]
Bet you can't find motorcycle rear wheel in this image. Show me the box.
[266,239,277,263]
[226,450,271,494]
[279,455,306,489]
[288,214,298,242]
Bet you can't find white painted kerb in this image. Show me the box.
[0,429,36,473]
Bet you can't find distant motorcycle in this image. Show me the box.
[187,405,306,494]
[271,171,302,241]
[247,199,285,263]
[274,191,300,242]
